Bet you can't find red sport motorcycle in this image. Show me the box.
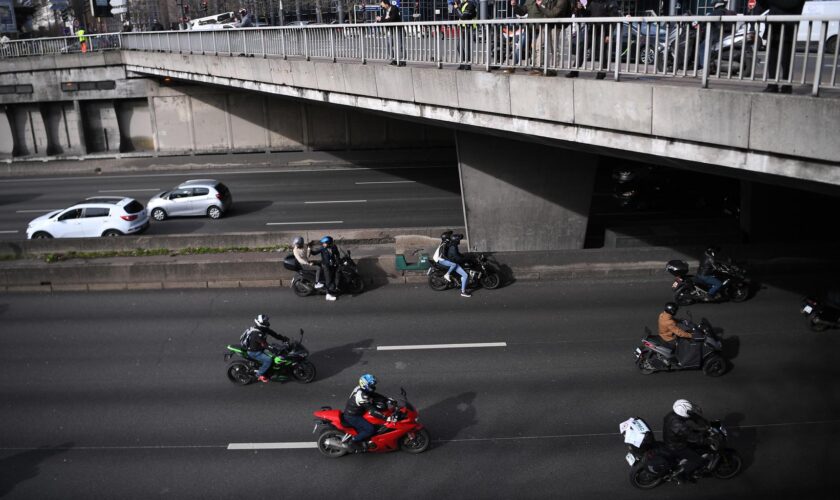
[312,388,431,458]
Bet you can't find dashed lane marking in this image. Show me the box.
[304,200,367,204]
[266,221,344,226]
[355,181,417,185]
[376,342,507,351]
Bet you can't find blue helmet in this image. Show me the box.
[320,236,334,245]
[359,373,377,392]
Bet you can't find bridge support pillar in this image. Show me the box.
[456,131,597,252]
[81,101,121,154]
[0,106,13,159]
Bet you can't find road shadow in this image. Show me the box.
[420,391,478,449]
[721,413,757,474]
[228,200,273,217]
[309,339,374,382]
[493,260,516,289]
[0,193,42,206]
[146,220,206,235]
[0,442,73,497]
[356,257,389,292]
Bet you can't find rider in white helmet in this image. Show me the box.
[663,399,710,483]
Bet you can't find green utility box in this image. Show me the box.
[395,253,431,271]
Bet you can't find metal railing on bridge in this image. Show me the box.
[3,16,838,96]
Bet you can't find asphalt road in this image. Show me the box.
[1,275,838,498]
[0,163,463,240]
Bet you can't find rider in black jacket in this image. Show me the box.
[663,399,710,483]
[696,246,724,300]
[445,234,471,298]
[311,236,341,301]
[242,314,290,383]
[343,374,388,451]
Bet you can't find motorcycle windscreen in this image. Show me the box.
[675,340,703,368]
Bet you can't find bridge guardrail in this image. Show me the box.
[3,16,838,96]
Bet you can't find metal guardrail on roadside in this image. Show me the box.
[3,16,839,96]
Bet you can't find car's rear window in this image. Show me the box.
[216,183,230,197]
[123,200,144,214]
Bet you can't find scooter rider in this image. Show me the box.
[663,399,710,484]
[292,236,323,289]
[242,315,290,383]
[311,236,341,302]
[658,302,693,349]
[343,374,388,451]
[433,230,456,276]
[696,246,724,301]
[442,233,471,298]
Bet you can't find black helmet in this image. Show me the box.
[705,246,719,258]
[664,302,678,315]
[451,233,463,243]
[254,314,270,328]
[292,236,304,248]
[441,230,453,241]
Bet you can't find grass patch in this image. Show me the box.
[37,245,290,263]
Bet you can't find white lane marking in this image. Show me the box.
[227,442,317,450]
[355,180,417,185]
[98,188,161,193]
[304,200,366,204]
[0,165,453,184]
[16,209,59,213]
[266,221,344,226]
[0,230,19,234]
[377,342,507,351]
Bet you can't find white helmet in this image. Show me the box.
[254,314,270,328]
[673,399,701,418]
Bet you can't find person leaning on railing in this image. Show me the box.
[377,0,406,66]
[527,0,570,76]
[757,0,806,94]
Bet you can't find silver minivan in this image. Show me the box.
[147,179,233,221]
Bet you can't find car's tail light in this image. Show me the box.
[121,214,138,221]
[216,193,223,200]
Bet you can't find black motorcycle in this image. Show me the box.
[224,329,316,385]
[427,253,501,292]
[635,318,726,377]
[801,296,840,332]
[666,259,749,305]
[622,417,742,489]
[284,251,365,297]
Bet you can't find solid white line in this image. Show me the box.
[355,180,417,185]
[16,209,58,213]
[98,188,160,193]
[304,200,366,204]
[266,221,344,226]
[0,230,19,234]
[227,442,317,450]
[377,342,507,351]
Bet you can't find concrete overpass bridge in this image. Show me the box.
[1,17,838,251]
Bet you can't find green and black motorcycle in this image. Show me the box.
[224,329,316,385]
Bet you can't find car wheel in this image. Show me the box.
[207,206,222,219]
[151,208,167,221]
[102,230,123,237]
[31,231,53,239]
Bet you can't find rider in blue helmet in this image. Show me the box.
[343,374,386,451]
[311,236,340,301]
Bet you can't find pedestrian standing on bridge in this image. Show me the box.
[452,0,477,70]
[527,0,570,76]
[757,0,805,94]
[76,28,87,54]
[377,0,406,66]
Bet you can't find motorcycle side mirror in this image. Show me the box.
[346,250,352,256]
[686,310,694,321]
[299,328,304,339]
[400,387,407,398]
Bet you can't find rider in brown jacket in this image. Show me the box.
[658,302,692,348]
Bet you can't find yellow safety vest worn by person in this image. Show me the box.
[76,29,86,42]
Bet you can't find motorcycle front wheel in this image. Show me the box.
[317,430,349,458]
[808,316,831,332]
[400,428,431,454]
[227,362,254,386]
[428,275,449,291]
[629,464,663,489]
[481,273,501,290]
[293,280,314,297]
[713,450,742,479]
[292,361,316,383]
[675,289,695,306]
[729,283,749,303]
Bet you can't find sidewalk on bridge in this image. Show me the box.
[2,242,837,293]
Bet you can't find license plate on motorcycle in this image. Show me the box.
[803,305,813,314]
[626,452,636,466]
[634,347,641,358]
[671,281,679,289]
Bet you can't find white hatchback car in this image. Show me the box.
[26,197,150,239]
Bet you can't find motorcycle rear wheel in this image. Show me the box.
[317,430,349,458]
[481,273,501,290]
[629,464,663,489]
[428,275,449,291]
[400,428,431,454]
[808,317,830,332]
[292,361,316,383]
[293,280,314,297]
[227,362,253,386]
[637,352,657,375]
[702,355,727,377]
[713,450,742,479]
